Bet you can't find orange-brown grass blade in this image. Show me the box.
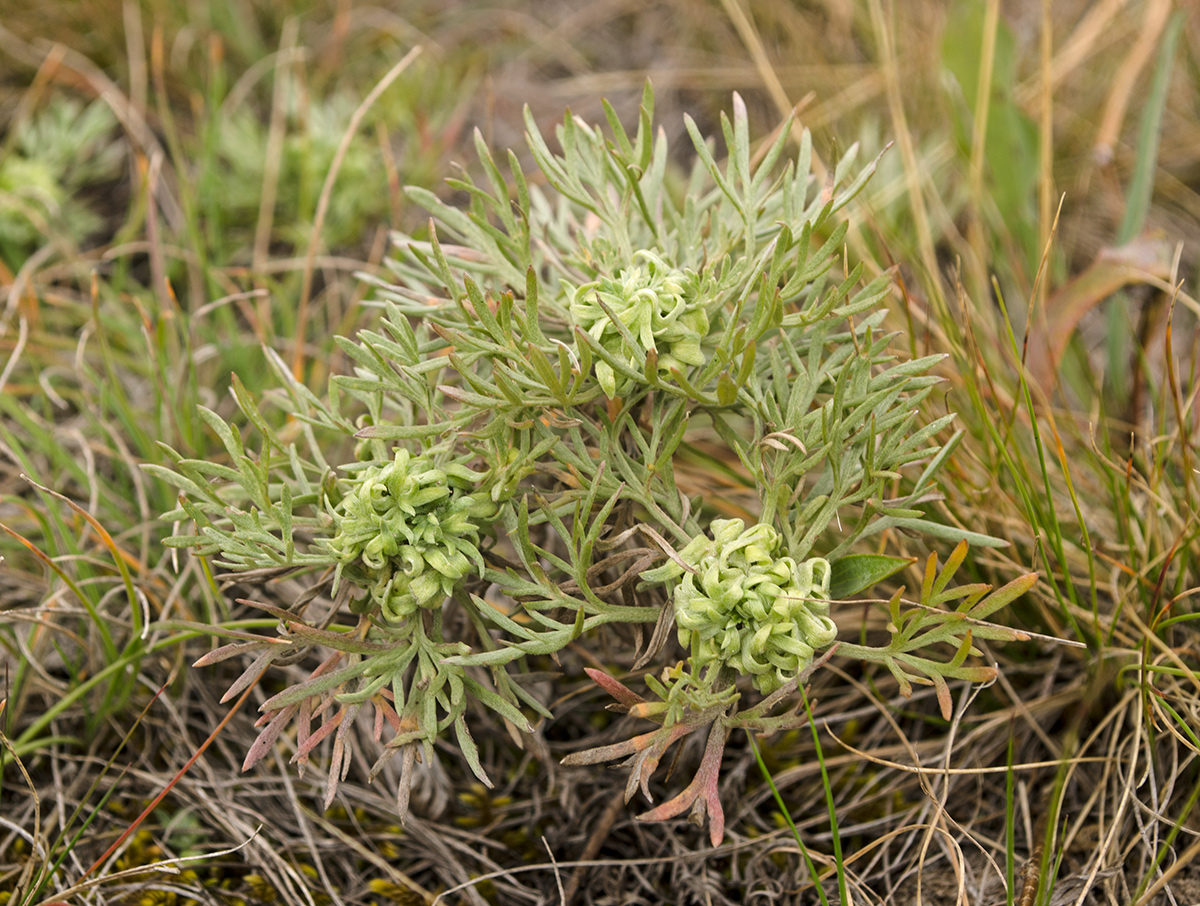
[77,672,262,883]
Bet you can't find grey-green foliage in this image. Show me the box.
[378,83,963,562]
[156,82,1025,834]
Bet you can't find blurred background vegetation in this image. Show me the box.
[1,1,1198,904]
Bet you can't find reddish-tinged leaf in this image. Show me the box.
[243,704,299,771]
[375,696,403,734]
[702,784,724,849]
[335,705,359,779]
[932,673,952,721]
[219,650,278,704]
[585,667,646,709]
[628,701,669,719]
[969,572,1038,620]
[932,540,969,599]
[293,706,345,761]
[637,783,697,823]
[561,727,663,766]
[944,664,999,683]
[629,724,693,802]
[193,638,291,667]
[296,697,314,773]
[637,722,729,847]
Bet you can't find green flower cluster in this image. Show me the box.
[567,250,708,398]
[641,519,838,693]
[327,449,497,622]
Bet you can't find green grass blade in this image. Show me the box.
[748,732,831,906]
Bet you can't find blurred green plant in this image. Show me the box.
[941,1,1038,272]
[157,82,1034,841]
[0,96,124,268]
[213,91,398,252]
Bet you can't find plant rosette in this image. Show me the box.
[640,518,838,694]
[157,82,1038,838]
[326,448,500,622]
[565,250,711,398]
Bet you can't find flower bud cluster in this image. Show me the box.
[567,250,708,398]
[641,519,837,693]
[328,449,498,622]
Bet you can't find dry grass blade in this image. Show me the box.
[292,45,421,380]
[33,831,263,906]
[253,17,299,276]
[1092,0,1172,165]
[0,706,44,904]
[866,0,939,293]
[79,675,261,882]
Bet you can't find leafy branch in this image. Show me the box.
[837,540,1036,718]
